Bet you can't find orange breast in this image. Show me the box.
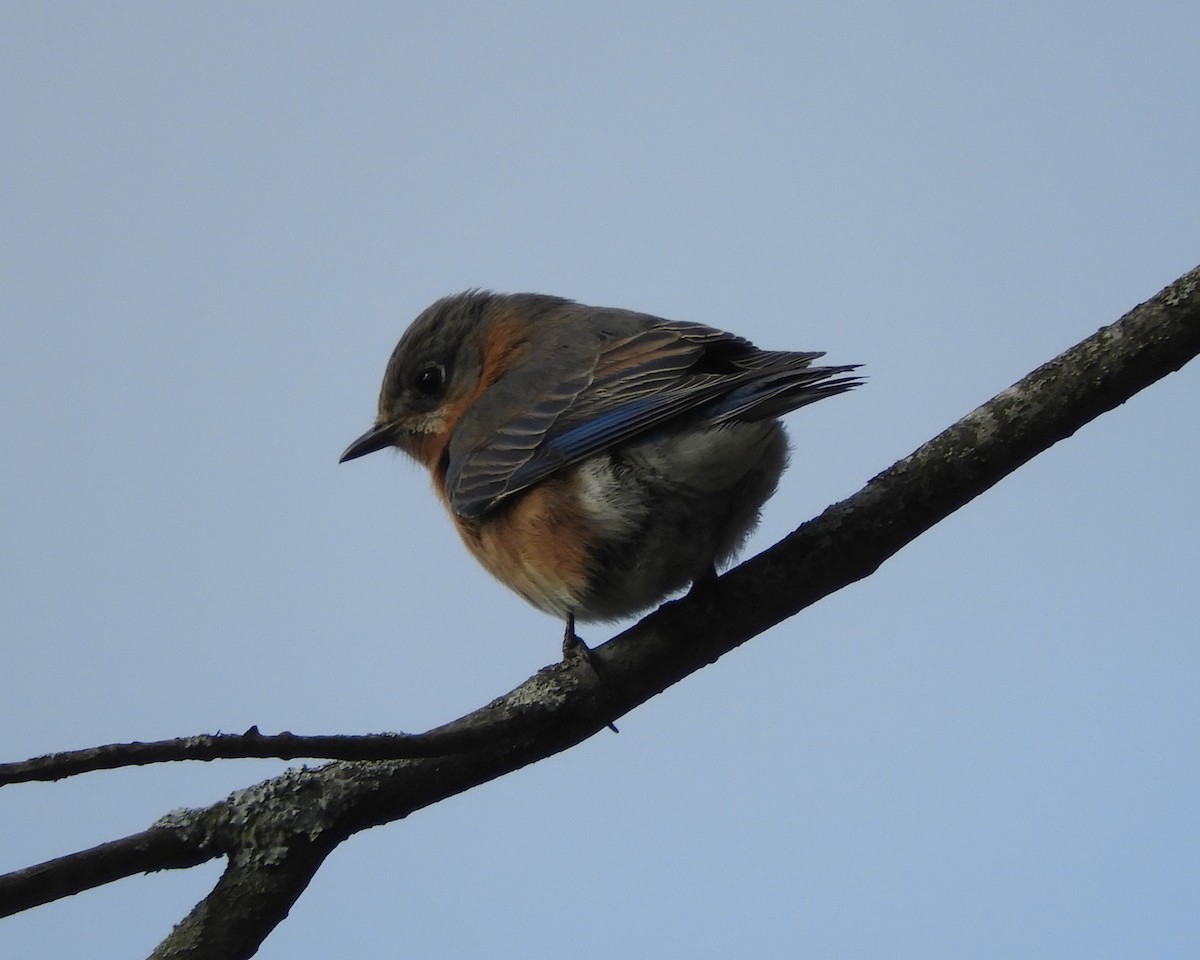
[423,310,594,616]
[447,471,595,618]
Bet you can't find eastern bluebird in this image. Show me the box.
[341,292,860,645]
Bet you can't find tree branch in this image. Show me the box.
[0,826,213,918]
[0,724,529,786]
[2,265,1196,958]
[146,830,338,960]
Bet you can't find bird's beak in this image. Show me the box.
[339,421,399,463]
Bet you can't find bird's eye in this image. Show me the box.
[414,363,445,397]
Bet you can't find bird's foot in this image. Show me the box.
[561,613,618,732]
[561,612,595,665]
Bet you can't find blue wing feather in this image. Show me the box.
[447,315,860,519]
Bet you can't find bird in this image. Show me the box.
[340,291,860,653]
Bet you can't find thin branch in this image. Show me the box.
[0,722,535,786]
[716,263,1200,641]
[0,827,214,918]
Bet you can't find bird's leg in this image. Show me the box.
[561,611,589,661]
[561,612,618,732]
[562,611,604,676]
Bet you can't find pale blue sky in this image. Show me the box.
[2,4,1197,958]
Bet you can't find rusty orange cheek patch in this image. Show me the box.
[409,311,529,476]
[477,309,531,391]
